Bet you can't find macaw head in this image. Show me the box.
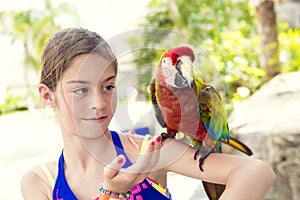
[159,46,195,89]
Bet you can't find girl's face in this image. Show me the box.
[54,53,117,139]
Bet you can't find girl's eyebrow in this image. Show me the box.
[66,80,90,84]
[104,75,116,83]
[66,75,116,85]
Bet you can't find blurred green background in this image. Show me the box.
[1,0,299,115]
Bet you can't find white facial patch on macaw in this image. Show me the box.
[179,55,194,86]
[161,57,179,88]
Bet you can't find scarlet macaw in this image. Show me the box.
[150,46,252,199]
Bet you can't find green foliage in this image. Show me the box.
[278,23,300,72]
[0,0,78,115]
[0,92,39,115]
[133,0,261,114]
[132,0,300,114]
[0,0,78,72]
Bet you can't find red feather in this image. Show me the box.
[156,75,207,140]
[168,46,195,65]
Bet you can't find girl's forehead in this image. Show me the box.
[62,54,115,81]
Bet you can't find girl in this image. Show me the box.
[21,28,276,200]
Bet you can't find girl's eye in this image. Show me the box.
[73,88,88,95]
[103,84,115,92]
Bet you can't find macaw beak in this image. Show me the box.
[174,55,194,89]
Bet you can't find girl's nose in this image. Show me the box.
[91,92,107,110]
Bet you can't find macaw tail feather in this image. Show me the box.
[222,136,253,156]
[202,181,226,200]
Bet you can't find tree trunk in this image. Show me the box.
[256,0,280,80]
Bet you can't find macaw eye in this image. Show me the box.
[162,58,169,66]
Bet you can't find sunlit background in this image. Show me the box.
[0,0,150,103]
[1,0,300,199]
[0,0,152,199]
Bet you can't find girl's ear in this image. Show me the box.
[38,83,54,107]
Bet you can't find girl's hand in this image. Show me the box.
[102,134,162,194]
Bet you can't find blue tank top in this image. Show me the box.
[52,131,172,200]
[111,131,133,168]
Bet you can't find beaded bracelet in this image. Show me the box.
[99,185,131,200]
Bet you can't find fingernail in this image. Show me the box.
[117,157,123,164]
[156,136,161,143]
[151,141,155,146]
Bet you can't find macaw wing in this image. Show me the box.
[197,85,254,155]
[150,78,166,128]
[197,85,229,143]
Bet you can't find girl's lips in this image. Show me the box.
[84,116,107,123]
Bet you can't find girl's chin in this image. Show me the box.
[76,126,109,138]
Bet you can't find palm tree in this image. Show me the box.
[0,0,78,87]
[256,0,280,80]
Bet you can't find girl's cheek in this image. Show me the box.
[112,94,117,109]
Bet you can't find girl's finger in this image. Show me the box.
[103,154,126,179]
[128,135,162,174]
[149,135,162,168]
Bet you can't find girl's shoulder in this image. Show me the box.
[21,160,57,199]
[22,161,57,189]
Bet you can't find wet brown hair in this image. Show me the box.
[40,27,118,91]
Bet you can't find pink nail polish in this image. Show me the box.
[118,157,123,164]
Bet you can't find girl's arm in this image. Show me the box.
[162,139,276,200]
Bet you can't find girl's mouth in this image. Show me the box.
[84,116,107,123]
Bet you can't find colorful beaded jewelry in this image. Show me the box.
[99,185,131,199]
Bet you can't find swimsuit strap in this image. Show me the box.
[111,131,133,168]
[40,163,55,189]
[29,164,55,189]
[52,151,77,200]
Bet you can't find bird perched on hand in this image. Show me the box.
[150,46,253,199]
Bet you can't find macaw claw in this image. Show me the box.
[194,148,213,172]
